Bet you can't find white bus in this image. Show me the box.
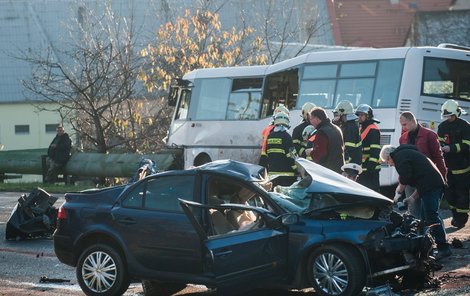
[167,44,470,186]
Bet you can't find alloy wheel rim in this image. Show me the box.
[313,252,349,295]
[82,251,117,293]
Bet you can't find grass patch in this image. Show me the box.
[0,182,96,193]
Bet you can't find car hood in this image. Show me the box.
[296,158,391,206]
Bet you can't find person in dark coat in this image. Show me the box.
[46,125,72,183]
[380,144,452,260]
[306,107,345,174]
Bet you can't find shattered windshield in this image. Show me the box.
[269,175,379,219]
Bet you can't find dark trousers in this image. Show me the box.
[357,170,380,192]
[421,188,449,251]
[444,171,470,225]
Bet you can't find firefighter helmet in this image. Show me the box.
[355,104,379,122]
[274,104,289,116]
[441,99,466,118]
[302,125,316,141]
[301,102,316,119]
[273,112,290,127]
[341,163,363,176]
[334,100,357,120]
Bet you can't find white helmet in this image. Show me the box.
[302,125,316,141]
[341,163,363,175]
[334,100,357,120]
[441,99,466,119]
[301,102,316,120]
[274,104,289,116]
[273,112,290,127]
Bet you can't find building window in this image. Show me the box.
[15,125,30,134]
[45,124,59,133]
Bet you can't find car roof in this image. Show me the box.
[191,159,266,182]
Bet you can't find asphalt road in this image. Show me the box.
[0,190,469,296]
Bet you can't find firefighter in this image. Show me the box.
[333,100,362,165]
[302,125,316,160]
[437,99,470,229]
[341,162,362,181]
[259,104,290,167]
[292,102,316,158]
[355,104,381,192]
[266,112,297,187]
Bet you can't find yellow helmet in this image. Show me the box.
[273,112,290,127]
[301,102,316,119]
[274,104,289,116]
[441,99,466,119]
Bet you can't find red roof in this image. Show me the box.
[327,0,454,48]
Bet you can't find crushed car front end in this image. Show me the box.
[361,211,434,281]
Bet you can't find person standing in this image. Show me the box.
[437,99,470,229]
[266,112,297,187]
[46,125,72,183]
[396,111,447,217]
[355,104,381,192]
[380,144,452,260]
[292,102,315,158]
[333,100,362,165]
[259,104,290,167]
[305,107,345,173]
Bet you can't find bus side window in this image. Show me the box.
[176,90,191,120]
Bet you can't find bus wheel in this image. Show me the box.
[194,154,211,167]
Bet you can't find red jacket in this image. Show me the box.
[399,124,447,178]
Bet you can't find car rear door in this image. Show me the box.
[180,200,288,293]
[111,174,204,275]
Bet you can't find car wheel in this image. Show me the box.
[142,280,186,296]
[307,245,366,296]
[76,244,130,296]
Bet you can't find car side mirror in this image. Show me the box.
[279,213,300,225]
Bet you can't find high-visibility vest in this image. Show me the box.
[260,124,275,156]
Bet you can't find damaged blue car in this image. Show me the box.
[53,158,434,296]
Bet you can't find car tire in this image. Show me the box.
[307,245,366,296]
[142,280,186,296]
[76,244,130,296]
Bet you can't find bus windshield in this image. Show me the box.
[186,77,263,120]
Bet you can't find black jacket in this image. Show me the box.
[266,129,296,176]
[47,133,72,164]
[341,120,362,165]
[292,120,310,157]
[390,145,445,195]
[437,117,470,174]
[315,119,345,174]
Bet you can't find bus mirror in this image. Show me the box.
[168,86,178,107]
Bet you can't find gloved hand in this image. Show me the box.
[393,191,402,203]
[402,196,413,205]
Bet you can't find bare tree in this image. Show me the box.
[245,0,331,63]
[21,1,164,153]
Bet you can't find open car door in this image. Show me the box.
[179,199,288,294]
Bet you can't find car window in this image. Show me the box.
[144,175,195,212]
[205,177,270,237]
[122,175,195,212]
[121,182,145,208]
